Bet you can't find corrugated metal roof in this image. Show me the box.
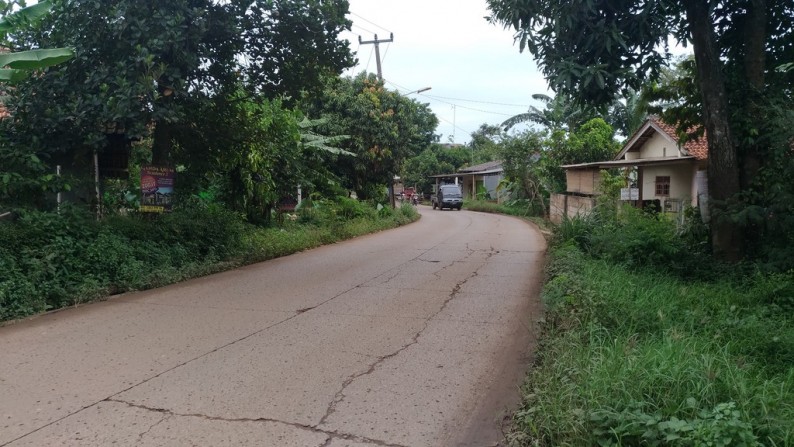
[458,160,503,173]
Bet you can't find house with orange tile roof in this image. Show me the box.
[551,116,708,222]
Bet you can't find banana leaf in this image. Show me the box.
[0,48,74,70]
[0,1,53,35]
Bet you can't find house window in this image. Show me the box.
[655,176,671,196]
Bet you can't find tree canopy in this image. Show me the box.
[302,74,438,200]
[1,0,356,212]
[5,0,354,162]
[487,0,794,261]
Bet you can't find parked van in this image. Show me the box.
[432,184,463,210]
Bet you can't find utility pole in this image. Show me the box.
[358,33,393,81]
[360,33,396,206]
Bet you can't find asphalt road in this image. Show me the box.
[0,206,546,447]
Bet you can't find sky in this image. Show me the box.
[338,0,551,145]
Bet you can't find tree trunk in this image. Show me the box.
[740,0,766,189]
[684,0,743,261]
[151,121,172,166]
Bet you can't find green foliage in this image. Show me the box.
[508,243,794,446]
[3,0,354,208]
[401,143,470,194]
[464,199,545,218]
[502,93,599,132]
[0,198,418,322]
[0,0,73,83]
[301,73,438,199]
[540,118,620,193]
[498,130,547,211]
[467,124,504,164]
[590,400,759,446]
[487,0,794,261]
[557,206,721,280]
[175,93,304,224]
[486,0,676,106]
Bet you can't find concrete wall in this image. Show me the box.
[550,193,597,224]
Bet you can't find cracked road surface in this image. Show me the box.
[0,207,546,447]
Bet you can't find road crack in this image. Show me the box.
[317,249,496,428]
[136,413,170,444]
[106,398,407,447]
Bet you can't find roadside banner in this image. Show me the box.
[140,165,174,213]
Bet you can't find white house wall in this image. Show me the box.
[641,164,696,205]
[638,133,680,159]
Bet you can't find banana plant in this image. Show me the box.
[0,0,73,83]
[298,117,354,156]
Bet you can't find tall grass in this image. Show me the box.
[0,201,419,322]
[508,212,794,446]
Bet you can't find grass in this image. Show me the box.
[463,199,548,229]
[0,201,419,322]
[507,243,794,446]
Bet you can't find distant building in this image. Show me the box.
[430,160,506,202]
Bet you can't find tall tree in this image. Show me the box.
[487,0,794,261]
[5,0,354,174]
[303,74,438,200]
[467,124,505,164]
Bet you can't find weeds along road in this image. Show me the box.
[0,206,546,447]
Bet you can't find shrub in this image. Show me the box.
[1,197,418,321]
[509,245,794,446]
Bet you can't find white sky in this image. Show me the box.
[339,0,551,144]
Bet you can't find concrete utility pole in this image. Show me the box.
[358,33,393,81]
[359,33,395,206]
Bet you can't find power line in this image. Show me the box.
[364,45,374,73]
[349,11,393,34]
[383,80,521,117]
[436,115,473,139]
[423,94,530,108]
[380,42,391,65]
[351,23,377,36]
[423,95,516,117]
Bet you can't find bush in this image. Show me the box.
[0,197,419,321]
[465,199,545,217]
[509,245,794,446]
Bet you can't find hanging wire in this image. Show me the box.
[351,22,378,36]
[436,115,473,138]
[349,11,393,34]
[423,94,530,108]
[423,95,515,117]
[364,45,374,73]
[380,42,391,65]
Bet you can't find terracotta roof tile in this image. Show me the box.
[650,115,708,160]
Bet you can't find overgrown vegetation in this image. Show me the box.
[0,200,418,322]
[464,199,545,220]
[507,208,794,446]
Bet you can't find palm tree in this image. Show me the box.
[502,93,597,132]
[607,89,650,138]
